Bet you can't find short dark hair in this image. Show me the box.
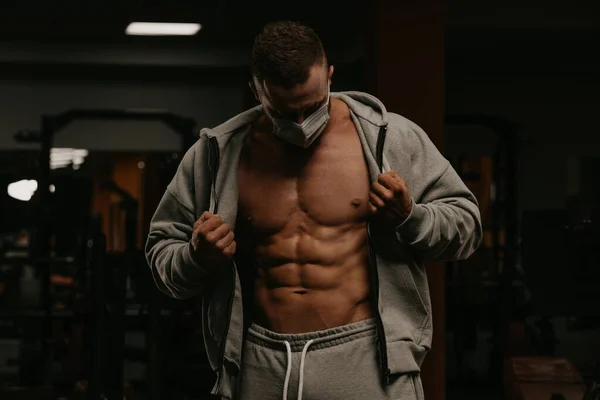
[252,20,327,88]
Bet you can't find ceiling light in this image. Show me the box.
[125,22,201,36]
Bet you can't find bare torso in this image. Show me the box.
[236,99,373,334]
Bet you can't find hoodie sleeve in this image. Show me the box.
[388,115,483,261]
[145,138,212,299]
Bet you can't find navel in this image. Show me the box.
[351,199,362,208]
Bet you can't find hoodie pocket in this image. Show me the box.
[370,226,429,325]
[377,250,430,324]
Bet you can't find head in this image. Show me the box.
[250,20,334,126]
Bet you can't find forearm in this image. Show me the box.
[396,196,482,261]
[145,179,210,299]
[145,236,209,299]
[383,115,483,260]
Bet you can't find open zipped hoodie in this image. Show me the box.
[146,91,483,399]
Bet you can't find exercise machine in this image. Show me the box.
[11,109,198,399]
[444,115,522,388]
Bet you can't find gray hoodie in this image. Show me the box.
[145,91,482,399]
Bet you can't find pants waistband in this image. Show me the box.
[247,318,376,352]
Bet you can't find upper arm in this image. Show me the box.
[147,135,210,244]
[384,114,453,202]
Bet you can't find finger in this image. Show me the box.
[390,171,404,181]
[195,211,214,229]
[223,241,237,258]
[197,215,224,235]
[369,191,386,209]
[368,202,378,215]
[378,174,403,192]
[371,182,395,201]
[199,211,213,223]
[389,172,408,190]
[205,223,231,244]
[215,231,235,250]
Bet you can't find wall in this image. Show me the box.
[446,75,600,211]
[0,55,369,153]
[0,77,245,151]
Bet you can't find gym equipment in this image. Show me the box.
[446,115,519,284]
[520,210,600,385]
[87,215,107,399]
[445,117,600,398]
[519,157,600,390]
[10,109,198,398]
[445,115,521,387]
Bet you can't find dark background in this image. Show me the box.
[0,0,599,399]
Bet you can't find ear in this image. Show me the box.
[327,65,334,84]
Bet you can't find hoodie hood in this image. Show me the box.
[334,91,388,128]
[200,91,389,148]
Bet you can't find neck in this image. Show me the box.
[329,97,351,124]
[252,113,272,133]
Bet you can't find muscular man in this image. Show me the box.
[146,21,482,400]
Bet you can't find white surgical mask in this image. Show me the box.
[270,88,331,148]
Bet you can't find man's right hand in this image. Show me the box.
[191,212,236,268]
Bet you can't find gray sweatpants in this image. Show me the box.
[238,319,424,400]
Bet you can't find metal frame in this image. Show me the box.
[446,115,519,284]
[445,115,519,387]
[15,108,197,399]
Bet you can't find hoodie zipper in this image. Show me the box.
[368,225,391,384]
[208,136,220,214]
[207,136,235,385]
[371,125,391,384]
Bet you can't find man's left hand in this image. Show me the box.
[368,171,413,226]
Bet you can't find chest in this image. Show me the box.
[237,128,372,232]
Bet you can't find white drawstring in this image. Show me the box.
[297,339,315,400]
[282,339,315,400]
[283,341,293,400]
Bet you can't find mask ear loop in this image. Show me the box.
[253,78,276,120]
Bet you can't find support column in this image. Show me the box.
[366,2,446,400]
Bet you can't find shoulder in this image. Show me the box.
[173,134,206,179]
[331,98,352,119]
[386,113,425,139]
[383,112,448,171]
[383,112,436,155]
